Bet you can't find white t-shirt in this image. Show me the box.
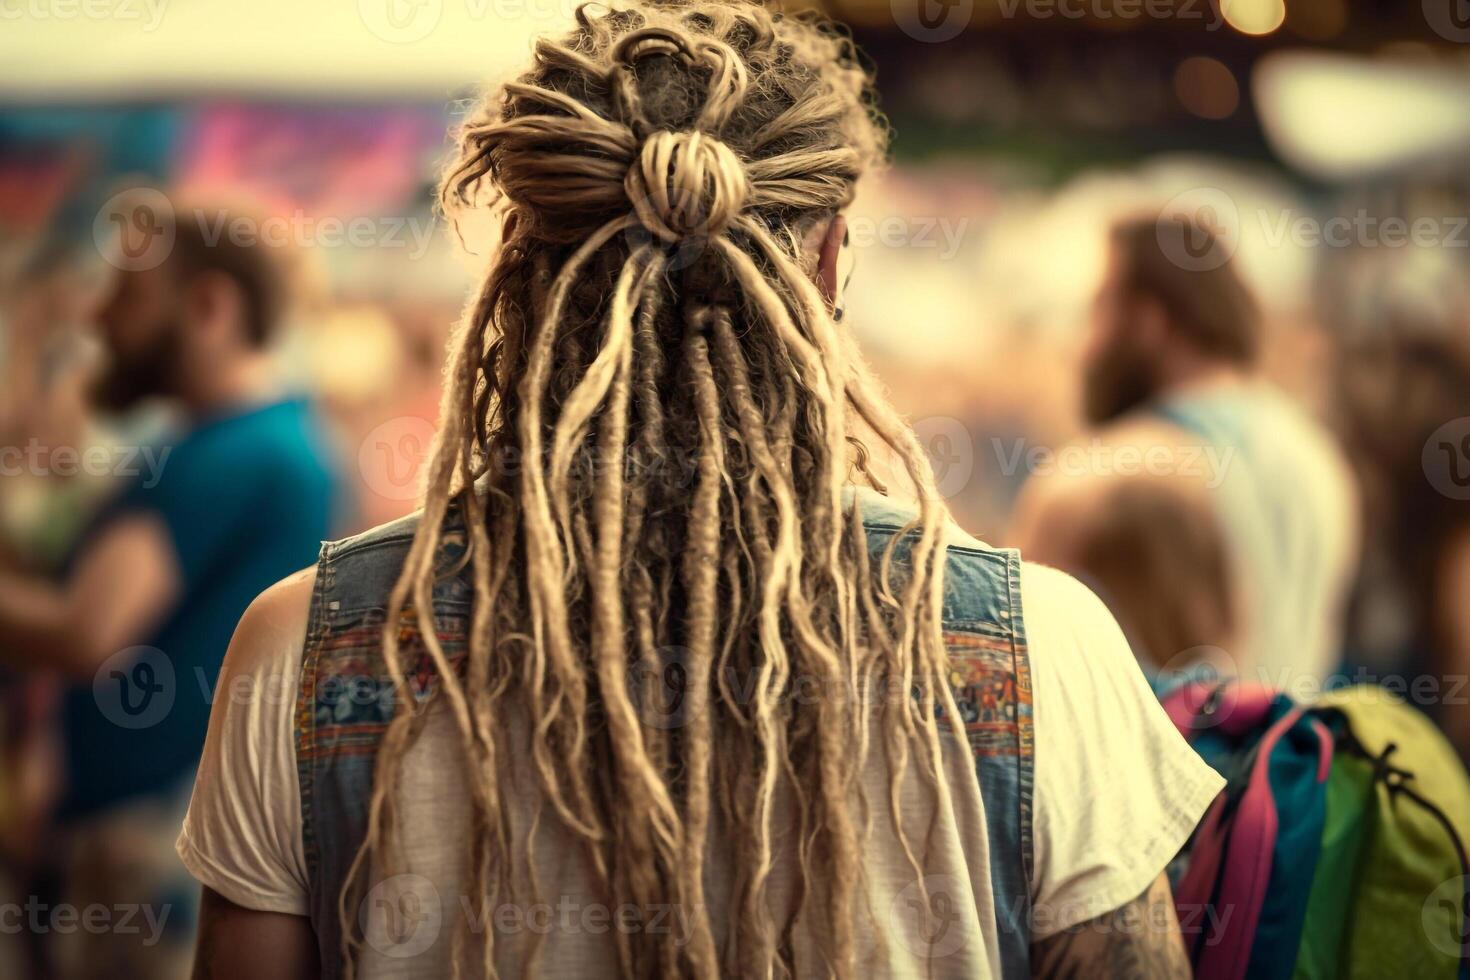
[1158,382,1358,691]
[177,559,1222,977]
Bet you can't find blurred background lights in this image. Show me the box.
[1222,0,1287,37]
[1174,57,1240,121]
[1254,51,1470,180]
[1284,0,1346,40]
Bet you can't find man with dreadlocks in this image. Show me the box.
[178,3,1222,977]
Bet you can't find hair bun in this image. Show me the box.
[624,130,748,242]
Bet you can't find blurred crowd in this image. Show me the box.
[2,1,1470,976]
[5,170,1469,977]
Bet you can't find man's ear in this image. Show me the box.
[186,270,242,342]
[1135,295,1173,352]
[816,213,847,303]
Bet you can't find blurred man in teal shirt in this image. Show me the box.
[0,199,338,978]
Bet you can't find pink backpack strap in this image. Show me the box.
[1164,680,1337,979]
[1173,793,1228,912]
[1176,705,1332,980]
[1162,680,1278,740]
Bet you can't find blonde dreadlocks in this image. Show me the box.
[345,2,963,976]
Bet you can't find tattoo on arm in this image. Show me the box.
[1030,873,1191,980]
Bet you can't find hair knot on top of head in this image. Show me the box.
[624,129,749,243]
[443,7,884,250]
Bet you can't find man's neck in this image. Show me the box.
[1156,361,1250,403]
[178,353,279,420]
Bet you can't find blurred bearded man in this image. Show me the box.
[1014,213,1357,690]
[0,199,338,978]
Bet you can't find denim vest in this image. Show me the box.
[295,494,1035,977]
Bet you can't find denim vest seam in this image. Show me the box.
[1003,548,1036,902]
[296,540,336,887]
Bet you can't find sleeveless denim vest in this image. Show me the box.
[295,494,1035,977]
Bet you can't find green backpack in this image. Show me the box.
[1293,686,1470,980]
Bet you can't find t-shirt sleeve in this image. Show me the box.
[1021,561,1224,937]
[176,589,309,915]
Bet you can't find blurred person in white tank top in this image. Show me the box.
[1014,214,1358,693]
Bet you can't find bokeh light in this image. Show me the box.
[1174,56,1241,120]
[1222,0,1288,36]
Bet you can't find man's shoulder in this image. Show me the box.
[1017,560,1166,743]
[224,564,318,692]
[1017,560,1112,634]
[1015,558,1151,685]
[1245,386,1353,478]
[319,510,473,615]
[1093,412,1197,449]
